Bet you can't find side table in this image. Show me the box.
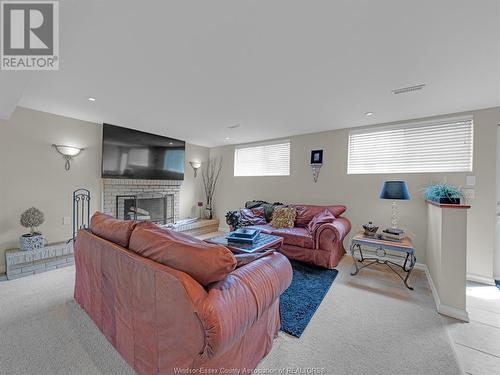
[350,231,416,290]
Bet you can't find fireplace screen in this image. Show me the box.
[116,193,174,225]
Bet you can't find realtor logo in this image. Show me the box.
[1,1,59,70]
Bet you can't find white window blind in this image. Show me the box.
[347,117,473,174]
[234,140,290,176]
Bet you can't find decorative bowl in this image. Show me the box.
[362,221,378,237]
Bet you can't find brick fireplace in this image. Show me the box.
[102,179,181,224]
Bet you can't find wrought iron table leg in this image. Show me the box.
[358,245,365,262]
[402,252,409,270]
[403,267,414,290]
[403,253,416,290]
[350,242,415,290]
[350,243,360,275]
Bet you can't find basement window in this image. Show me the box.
[347,117,473,174]
[234,140,290,176]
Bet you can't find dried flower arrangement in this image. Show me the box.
[202,157,222,218]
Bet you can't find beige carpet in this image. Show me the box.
[260,256,463,374]
[0,256,462,375]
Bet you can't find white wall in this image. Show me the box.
[180,143,209,219]
[427,203,469,321]
[0,108,102,274]
[495,126,500,280]
[0,107,209,274]
[467,107,498,282]
[211,107,500,277]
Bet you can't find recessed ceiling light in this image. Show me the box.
[87,97,96,102]
[169,142,173,145]
[364,112,374,116]
[225,136,231,140]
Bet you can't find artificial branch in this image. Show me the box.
[202,157,222,208]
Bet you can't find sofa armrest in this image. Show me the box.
[197,252,292,359]
[314,217,352,250]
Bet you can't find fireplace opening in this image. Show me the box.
[116,194,174,225]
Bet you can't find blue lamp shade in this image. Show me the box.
[379,181,410,200]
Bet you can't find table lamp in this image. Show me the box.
[379,181,410,230]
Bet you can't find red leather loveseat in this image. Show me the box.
[242,204,351,269]
[74,212,292,375]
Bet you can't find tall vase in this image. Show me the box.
[204,205,213,220]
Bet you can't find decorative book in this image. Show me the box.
[380,228,404,242]
[226,228,260,243]
[383,228,404,235]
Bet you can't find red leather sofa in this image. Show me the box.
[74,213,292,375]
[243,204,351,269]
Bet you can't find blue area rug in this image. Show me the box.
[280,260,338,338]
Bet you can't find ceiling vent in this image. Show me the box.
[392,84,426,95]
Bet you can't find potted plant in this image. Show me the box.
[225,210,242,231]
[19,207,45,251]
[202,157,222,219]
[422,183,464,204]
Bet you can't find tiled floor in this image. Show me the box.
[445,282,500,375]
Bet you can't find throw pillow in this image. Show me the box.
[245,200,283,222]
[307,209,336,235]
[239,207,267,226]
[294,205,346,227]
[270,207,297,229]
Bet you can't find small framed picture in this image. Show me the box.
[310,150,323,165]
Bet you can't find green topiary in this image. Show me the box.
[20,207,45,235]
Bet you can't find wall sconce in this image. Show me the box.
[52,144,83,171]
[189,161,202,177]
[310,149,323,183]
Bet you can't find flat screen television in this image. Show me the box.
[101,123,185,180]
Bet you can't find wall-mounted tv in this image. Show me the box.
[101,124,185,180]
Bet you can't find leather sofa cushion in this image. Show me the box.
[271,227,313,249]
[129,222,237,286]
[294,205,346,227]
[90,212,137,248]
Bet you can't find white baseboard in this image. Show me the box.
[420,264,469,322]
[414,262,427,271]
[466,273,496,286]
[437,304,470,322]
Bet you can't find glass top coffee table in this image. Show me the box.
[205,233,283,254]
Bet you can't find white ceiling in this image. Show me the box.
[1,0,500,147]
